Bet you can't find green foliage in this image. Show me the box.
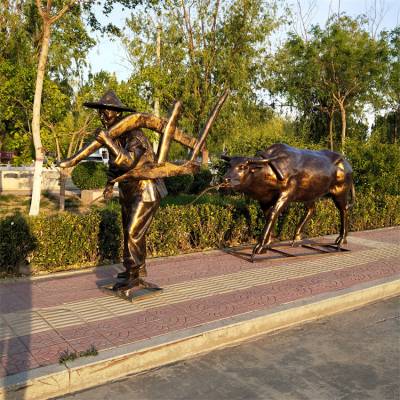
[71,161,108,190]
[164,174,194,195]
[59,345,98,365]
[123,0,281,154]
[225,116,313,156]
[28,211,102,269]
[0,213,37,274]
[190,168,213,194]
[0,1,94,163]
[381,27,400,117]
[345,140,400,195]
[0,192,398,275]
[98,208,122,262]
[270,14,389,148]
[370,111,399,145]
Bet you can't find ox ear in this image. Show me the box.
[220,154,231,162]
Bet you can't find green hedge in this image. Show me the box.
[71,161,108,190]
[0,192,399,275]
[164,167,213,195]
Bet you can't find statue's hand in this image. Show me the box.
[103,184,114,201]
[96,130,110,145]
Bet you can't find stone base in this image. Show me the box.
[99,278,163,302]
[80,189,104,205]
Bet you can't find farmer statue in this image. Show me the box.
[90,91,168,290]
[59,89,229,299]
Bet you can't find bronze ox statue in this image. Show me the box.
[221,143,355,260]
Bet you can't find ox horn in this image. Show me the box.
[247,159,270,165]
[248,157,284,181]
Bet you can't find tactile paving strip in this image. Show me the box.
[2,240,399,339]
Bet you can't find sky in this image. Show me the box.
[86,0,400,82]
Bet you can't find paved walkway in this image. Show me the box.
[0,227,399,379]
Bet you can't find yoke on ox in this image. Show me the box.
[221,144,355,262]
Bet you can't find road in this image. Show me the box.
[59,296,400,400]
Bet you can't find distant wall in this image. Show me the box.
[0,166,78,195]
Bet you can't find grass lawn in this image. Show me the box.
[0,193,84,217]
[0,191,246,218]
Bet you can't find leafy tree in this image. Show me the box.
[123,0,280,156]
[271,14,388,150]
[0,2,94,160]
[377,27,400,144]
[27,0,149,215]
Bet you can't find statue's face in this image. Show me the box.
[99,109,120,128]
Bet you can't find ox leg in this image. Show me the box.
[332,195,348,248]
[260,201,273,233]
[291,201,316,246]
[252,195,290,260]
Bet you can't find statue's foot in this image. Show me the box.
[117,264,147,280]
[291,234,303,247]
[112,277,139,291]
[251,242,271,262]
[334,235,347,250]
[334,235,347,245]
[116,271,130,279]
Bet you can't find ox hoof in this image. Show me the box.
[291,234,303,247]
[251,243,271,262]
[334,236,347,246]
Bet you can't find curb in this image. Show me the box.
[1,276,399,400]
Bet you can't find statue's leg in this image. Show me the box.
[117,193,144,279]
[291,201,316,246]
[124,196,159,277]
[117,197,132,279]
[260,201,274,238]
[332,194,348,247]
[252,194,291,259]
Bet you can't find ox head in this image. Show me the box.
[221,154,283,190]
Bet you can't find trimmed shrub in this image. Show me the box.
[164,174,194,195]
[345,140,400,196]
[0,192,398,275]
[71,161,108,190]
[0,213,37,274]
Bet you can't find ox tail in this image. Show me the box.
[346,182,356,210]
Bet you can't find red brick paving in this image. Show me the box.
[0,227,399,377]
[351,227,399,244]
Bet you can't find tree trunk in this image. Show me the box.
[59,168,70,212]
[201,147,208,166]
[328,111,334,151]
[54,135,66,211]
[394,104,399,145]
[29,21,51,216]
[153,24,161,154]
[338,101,346,152]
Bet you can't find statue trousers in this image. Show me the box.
[119,191,160,276]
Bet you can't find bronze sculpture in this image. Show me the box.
[60,89,229,298]
[221,143,355,261]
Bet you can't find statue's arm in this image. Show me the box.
[97,130,145,172]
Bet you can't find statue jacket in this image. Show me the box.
[107,128,168,202]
